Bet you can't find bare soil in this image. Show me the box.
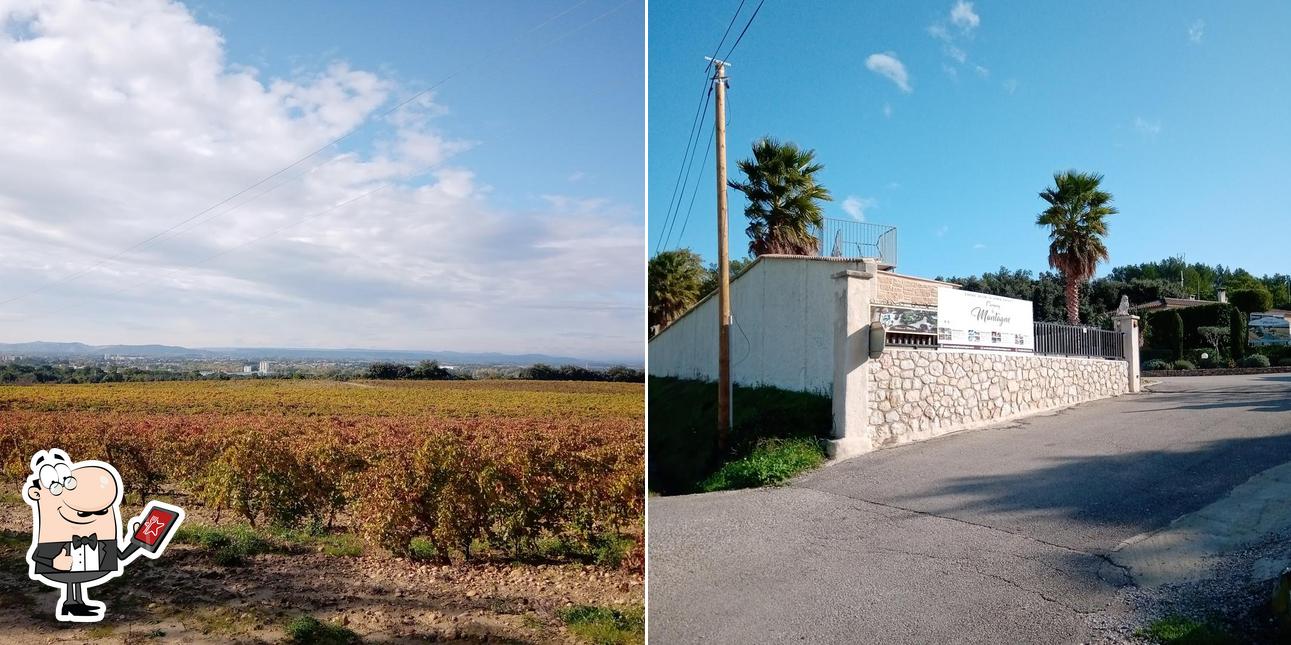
[0,501,642,644]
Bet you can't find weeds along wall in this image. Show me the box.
[647,256,865,394]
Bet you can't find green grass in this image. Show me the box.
[648,376,832,495]
[1135,615,1236,645]
[85,624,115,639]
[408,536,438,561]
[534,534,635,567]
[176,524,271,566]
[176,523,367,564]
[699,437,826,492]
[559,605,644,645]
[285,615,359,644]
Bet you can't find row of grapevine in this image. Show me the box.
[0,409,643,562]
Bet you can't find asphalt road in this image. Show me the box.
[648,373,1291,644]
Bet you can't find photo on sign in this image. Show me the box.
[874,306,937,334]
[936,287,1035,352]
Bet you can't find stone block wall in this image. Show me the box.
[874,272,955,307]
[866,348,1128,448]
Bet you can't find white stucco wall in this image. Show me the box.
[648,256,863,394]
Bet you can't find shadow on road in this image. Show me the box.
[1127,391,1291,414]
[876,385,1291,538]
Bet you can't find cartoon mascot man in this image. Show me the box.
[22,448,184,622]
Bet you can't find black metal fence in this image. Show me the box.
[1033,322,1125,359]
[813,218,897,267]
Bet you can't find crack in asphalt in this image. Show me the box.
[793,483,1135,583]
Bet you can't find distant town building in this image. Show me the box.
[242,365,253,374]
[258,361,271,374]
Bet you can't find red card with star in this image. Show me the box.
[131,503,180,551]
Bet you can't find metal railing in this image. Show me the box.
[813,218,897,267]
[886,331,937,348]
[1033,322,1125,359]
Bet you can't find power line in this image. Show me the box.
[673,118,716,245]
[655,82,711,251]
[722,0,766,60]
[655,0,748,252]
[0,0,626,309]
[659,86,713,249]
[705,0,747,74]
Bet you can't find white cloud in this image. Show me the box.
[930,2,987,80]
[934,225,949,237]
[0,0,642,359]
[882,102,892,118]
[567,170,586,182]
[1188,19,1205,44]
[865,52,912,93]
[950,0,981,32]
[841,196,877,221]
[972,243,986,249]
[1003,78,1018,94]
[1134,116,1162,136]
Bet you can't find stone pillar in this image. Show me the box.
[828,261,878,459]
[1113,314,1141,393]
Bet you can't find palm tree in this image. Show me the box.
[648,248,706,333]
[728,138,832,256]
[1036,171,1116,324]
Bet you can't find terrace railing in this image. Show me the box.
[1033,322,1125,360]
[813,218,897,267]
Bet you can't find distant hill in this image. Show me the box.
[0,341,638,367]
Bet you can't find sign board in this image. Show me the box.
[936,287,1034,352]
[873,306,937,334]
[1249,313,1291,346]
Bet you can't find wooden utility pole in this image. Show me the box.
[712,58,732,455]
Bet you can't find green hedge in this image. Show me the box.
[647,377,832,495]
[1143,303,1243,361]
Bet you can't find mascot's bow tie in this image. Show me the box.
[71,534,98,548]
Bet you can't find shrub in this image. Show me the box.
[1229,287,1273,315]
[1143,303,1242,360]
[1142,359,1170,371]
[285,615,358,645]
[1279,358,1291,367]
[1241,354,1271,368]
[1172,360,1196,370]
[1229,311,1246,362]
[1168,311,1185,359]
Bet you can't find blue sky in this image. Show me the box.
[196,0,643,211]
[648,1,1291,280]
[0,0,643,362]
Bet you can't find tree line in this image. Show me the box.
[362,361,645,382]
[0,360,644,385]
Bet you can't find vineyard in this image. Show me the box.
[0,380,643,565]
